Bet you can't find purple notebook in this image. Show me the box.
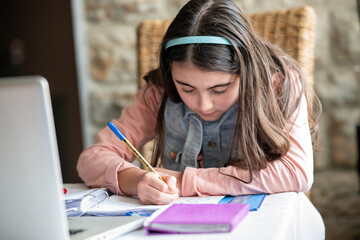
[146,203,249,234]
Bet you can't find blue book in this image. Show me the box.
[218,194,266,211]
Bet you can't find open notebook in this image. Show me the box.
[0,76,145,240]
[64,183,224,217]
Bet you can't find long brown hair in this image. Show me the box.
[144,0,322,181]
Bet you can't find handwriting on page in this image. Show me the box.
[175,196,224,204]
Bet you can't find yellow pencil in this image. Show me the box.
[107,121,163,181]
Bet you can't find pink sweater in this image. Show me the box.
[77,84,313,197]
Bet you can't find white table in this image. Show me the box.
[119,192,325,240]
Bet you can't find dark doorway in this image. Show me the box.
[0,1,83,182]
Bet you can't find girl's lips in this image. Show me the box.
[198,111,217,118]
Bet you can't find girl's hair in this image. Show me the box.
[144,0,322,182]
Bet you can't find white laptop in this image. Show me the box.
[0,76,145,240]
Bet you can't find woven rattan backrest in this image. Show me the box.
[137,6,316,99]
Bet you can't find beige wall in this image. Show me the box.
[83,0,360,170]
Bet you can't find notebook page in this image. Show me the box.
[63,183,95,200]
[86,195,224,215]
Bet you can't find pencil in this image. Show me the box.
[107,121,164,181]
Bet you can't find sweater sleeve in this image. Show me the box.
[76,85,162,195]
[182,92,314,197]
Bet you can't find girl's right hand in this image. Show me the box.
[137,172,179,205]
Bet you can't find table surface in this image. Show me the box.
[119,192,325,240]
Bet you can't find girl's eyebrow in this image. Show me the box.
[174,80,232,89]
[207,82,232,89]
[175,80,194,88]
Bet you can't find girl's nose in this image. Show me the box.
[198,93,213,113]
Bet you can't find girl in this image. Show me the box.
[77,0,322,205]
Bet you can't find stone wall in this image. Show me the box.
[83,0,360,170]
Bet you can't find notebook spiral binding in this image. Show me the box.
[65,183,118,217]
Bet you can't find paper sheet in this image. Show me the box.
[86,195,224,215]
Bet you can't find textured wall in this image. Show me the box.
[83,0,360,170]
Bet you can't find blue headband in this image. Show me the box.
[165,36,234,50]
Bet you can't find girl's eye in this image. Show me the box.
[182,88,194,93]
[212,88,228,94]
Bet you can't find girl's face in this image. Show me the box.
[171,61,240,121]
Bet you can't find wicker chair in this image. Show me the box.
[136,6,316,199]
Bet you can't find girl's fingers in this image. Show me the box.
[143,172,178,194]
[139,187,179,205]
[161,175,178,192]
[138,181,179,205]
[138,172,179,205]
